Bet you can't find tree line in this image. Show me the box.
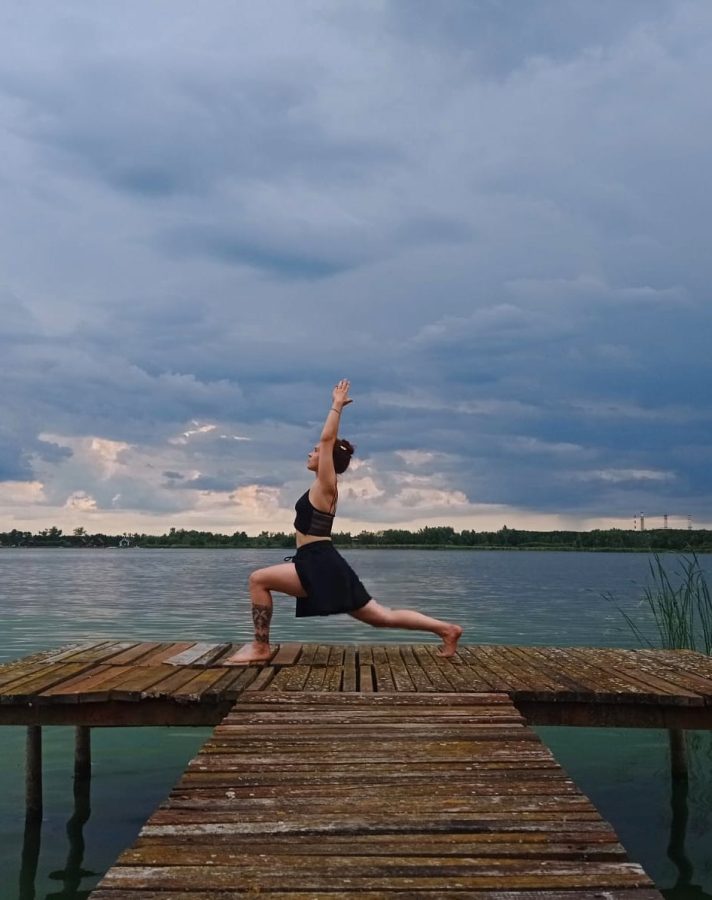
[1,524,711,552]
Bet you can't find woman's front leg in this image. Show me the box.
[223,563,305,665]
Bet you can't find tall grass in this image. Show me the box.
[616,553,712,655]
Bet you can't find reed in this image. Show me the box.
[615,553,712,655]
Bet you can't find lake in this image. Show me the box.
[1,548,711,899]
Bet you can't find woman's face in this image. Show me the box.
[307,445,320,471]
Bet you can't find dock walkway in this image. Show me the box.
[3,641,712,896]
[91,692,660,899]
[2,640,712,728]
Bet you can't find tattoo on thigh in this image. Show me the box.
[252,603,272,644]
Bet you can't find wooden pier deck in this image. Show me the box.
[5,640,712,896]
[90,692,661,899]
[2,639,712,728]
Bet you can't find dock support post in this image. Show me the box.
[25,725,43,821]
[74,726,91,780]
[669,728,688,780]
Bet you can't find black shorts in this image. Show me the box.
[291,541,371,618]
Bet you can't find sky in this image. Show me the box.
[1,0,711,536]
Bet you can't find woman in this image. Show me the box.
[224,380,463,665]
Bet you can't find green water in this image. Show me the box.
[1,548,711,898]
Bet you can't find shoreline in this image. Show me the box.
[2,543,711,553]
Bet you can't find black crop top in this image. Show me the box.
[294,490,336,537]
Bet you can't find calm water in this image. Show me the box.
[1,548,711,899]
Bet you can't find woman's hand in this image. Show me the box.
[332,379,353,409]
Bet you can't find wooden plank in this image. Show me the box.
[164,643,220,667]
[358,645,374,665]
[38,664,130,702]
[327,646,345,666]
[243,667,275,692]
[172,668,235,702]
[102,642,165,666]
[504,646,587,698]
[237,691,513,706]
[268,665,311,692]
[509,647,608,700]
[400,645,437,692]
[270,643,303,666]
[92,891,662,900]
[593,649,712,701]
[342,648,357,692]
[459,647,519,692]
[412,645,456,692]
[544,647,703,705]
[127,667,208,702]
[295,644,319,666]
[631,650,712,699]
[34,641,125,665]
[321,665,343,692]
[95,692,659,897]
[109,666,191,701]
[359,665,374,692]
[0,663,101,702]
[372,647,395,691]
[0,661,56,692]
[200,666,261,702]
[385,646,415,692]
[130,642,195,667]
[312,645,331,666]
[303,666,327,691]
[187,643,233,667]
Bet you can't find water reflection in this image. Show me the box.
[18,819,41,900]
[18,752,98,900]
[45,769,97,899]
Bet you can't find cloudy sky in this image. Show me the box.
[2,0,711,536]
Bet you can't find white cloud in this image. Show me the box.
[570,468,676,484]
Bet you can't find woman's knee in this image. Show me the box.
[249,568,269,589]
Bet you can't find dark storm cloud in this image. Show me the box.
[162,226,358,279]
[1,1,712,527]
[387,0,673,76]
[1,52,398,199]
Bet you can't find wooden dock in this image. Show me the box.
[2,640,712,728]
[90,692,660,899]
[3,640,712,897]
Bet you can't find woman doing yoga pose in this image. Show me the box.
[224,380,463,665]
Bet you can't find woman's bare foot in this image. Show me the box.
[436,624,463,658]
[223,642,273,666]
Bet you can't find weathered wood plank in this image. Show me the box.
[164,643,219,667]
[200,666,261,701]
[0,663,102,702]
[371,646,395,691]
[359,665,374,692]
[295,644,319,666]
[400,645,437,692]
[94,692,660,898]
[270,643,303,666]
[91,886,661,900]
[91,890,661,900]
[102,642,165,666]
[243,666,275,692]
[132,642,196,667]
[342,648,357,692]
[267,665,311,692]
